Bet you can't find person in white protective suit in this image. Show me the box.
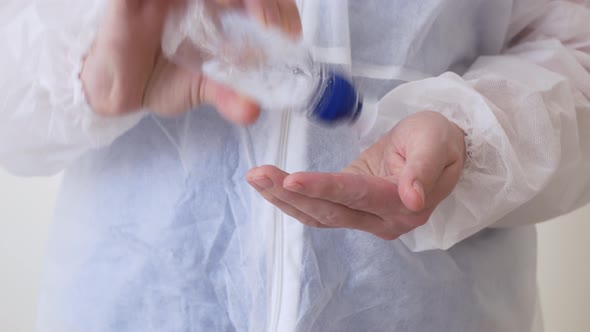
[1,0,589,331]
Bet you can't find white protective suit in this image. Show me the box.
[1,0,589,331]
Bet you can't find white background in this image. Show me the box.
[0,170,589,331]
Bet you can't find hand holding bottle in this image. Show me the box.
[81,0,301,124]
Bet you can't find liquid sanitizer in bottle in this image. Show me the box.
[162,0,363,125]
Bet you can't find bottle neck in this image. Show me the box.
[307,65,363,125]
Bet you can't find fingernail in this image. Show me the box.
[253,176,274,189]
[413,180,425,204]
[284,181,305,192]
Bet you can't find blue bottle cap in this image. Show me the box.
[310,72,363,125]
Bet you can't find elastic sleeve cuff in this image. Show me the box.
[0,2,145,176]
[373,67,561,250]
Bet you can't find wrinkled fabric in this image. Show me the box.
[375,1,590,250]
[1,0,590,331]
[0,1,143,176]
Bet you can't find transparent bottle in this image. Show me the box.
[162,0,363,125]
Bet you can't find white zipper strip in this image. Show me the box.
[269,111,291,332]
[274,113,308,332]
[270,209,285,332]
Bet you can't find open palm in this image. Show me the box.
[247,111,467,240]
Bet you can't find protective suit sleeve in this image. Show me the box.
[0,1,144,177]
[368,0,590,251]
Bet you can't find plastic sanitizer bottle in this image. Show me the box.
[162,0,363,125]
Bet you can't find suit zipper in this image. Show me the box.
[270,111,291,332]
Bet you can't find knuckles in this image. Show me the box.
[86,89,141,117]
[81,63,143,117]
[93,90,140,116]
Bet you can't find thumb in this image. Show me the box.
[193,76,261,125]
[397,146,446,212]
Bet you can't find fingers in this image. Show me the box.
[395,112,467,212]
[397,155,442,213]
[247,167,385,228]
[193,76,261,124]
[113,0,175,36]
[218,0,302,37]
[395,123,449,212]
[260,0,282,27]
[281,172,404,216]
[247,173,330,229]
[283,171,427,233]
[247,166,414,240]
[398,155,462,215]
[144,57,260,123]
[84,0,178,117]
[276,0,302,37]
